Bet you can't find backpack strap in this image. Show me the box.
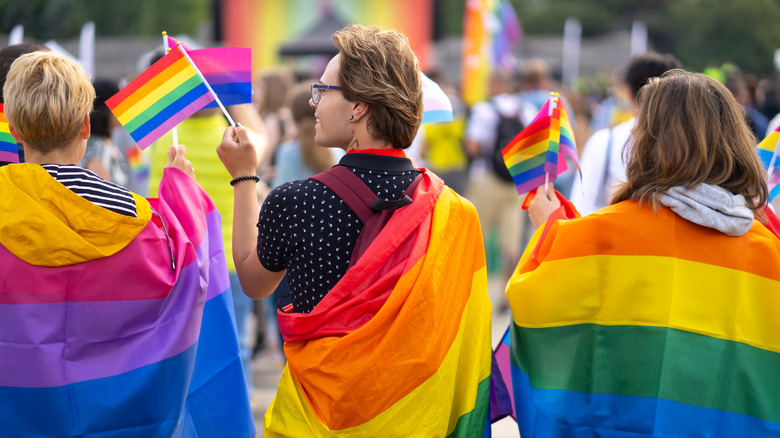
[310,165,422,267]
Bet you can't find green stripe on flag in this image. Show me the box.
[446,376,490,438]
[124,75,203,133]
[510,322,780,423]
[508,153,546,175]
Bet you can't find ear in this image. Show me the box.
[80,114,91,140]
[350,101,370,121]
[7,125,21,143]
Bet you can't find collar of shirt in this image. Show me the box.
[346,148,407,158]
[339,149,418,173]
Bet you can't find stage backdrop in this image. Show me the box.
[221,0,433,74]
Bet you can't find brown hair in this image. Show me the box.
[332,24,422,149]
[255,67,295,115]
[4,51,94,153]
[612,70,768,212]
[288,82,334,173]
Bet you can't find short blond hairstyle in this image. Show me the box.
[4,51,94,153]
[333,24,422,149]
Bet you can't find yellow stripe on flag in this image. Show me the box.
[115,60,196,124]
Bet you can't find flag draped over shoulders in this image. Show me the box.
[0,164,254,437]
[505,201,780,437]
[265,170,493,437]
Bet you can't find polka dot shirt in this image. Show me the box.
[257,153,421,313]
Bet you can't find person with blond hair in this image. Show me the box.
[218,24,493,436]
[0,51,254,436]
[507,70,780,437]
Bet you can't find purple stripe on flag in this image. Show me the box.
[515,174,547,195]
[204,71,252,85]
[0,217,227,388]
[0,150,19,163]
[135,93,214,149]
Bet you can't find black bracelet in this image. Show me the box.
[230,175,261,186]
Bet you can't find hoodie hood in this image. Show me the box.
[659,183,754,236]
[0,164,151,266]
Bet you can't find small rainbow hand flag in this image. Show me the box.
[106,47,215,150]
[0,103,19,163]
[501,93,580,195]
[756,125,780,203]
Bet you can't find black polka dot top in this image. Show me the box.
[257,151,421,313]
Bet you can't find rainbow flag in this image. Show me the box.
[106,48,215,150]
[0,103,19,163]
[264,171,493,437]
[0,165,254,437]
[501,94,580,195]
[166,35,253,109]
[421,71,454,124]
[505,200,780,437]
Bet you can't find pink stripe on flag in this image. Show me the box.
[135,93,214,149]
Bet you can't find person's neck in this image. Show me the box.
[344,134,393,153]
[24,140,84,166]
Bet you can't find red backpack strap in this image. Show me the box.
[309,165,422,266]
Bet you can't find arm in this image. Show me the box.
[217,125,285,299]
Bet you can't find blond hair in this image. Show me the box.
[333,24,422,149]
[612,70,768,212]
[3,51,94,153]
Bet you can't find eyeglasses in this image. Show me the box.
[310,83,342,104]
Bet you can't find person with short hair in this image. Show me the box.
[509,70,780,437]
[218,24,493,436]
[0,51,254,437]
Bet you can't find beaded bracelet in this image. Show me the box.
[229,175,261,186]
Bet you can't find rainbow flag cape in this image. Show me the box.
[757,126,780,203]
[0,103,19,163]
[264,171,493,437]
[501,94,580,195]
[0,165,254,437]
[166,35,252,110]
[505,200,780,437]
[421,71,454,124]
[106,47,215,150]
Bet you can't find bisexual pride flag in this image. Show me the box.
[165,35,253,110]
[501,93,580,195]
[107,48,215,149]
[0,165,254,437]
[0,103,19,163]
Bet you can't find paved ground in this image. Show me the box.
[249,275,519,437]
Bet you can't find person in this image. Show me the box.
[506,70,780,437]
[218,24,493,436]
[0,42,49,166]
[570,52,681,216]
[79,78,131,186]
[0,51,254,436]
[254,66,297,181]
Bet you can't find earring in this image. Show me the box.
[349,115,354,120]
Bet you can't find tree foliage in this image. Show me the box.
[438,0,780,74]
[0,0,210,40]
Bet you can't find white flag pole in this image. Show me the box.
[162,31,179,147]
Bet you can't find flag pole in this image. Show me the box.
[175,42,236,126]
[544,92,558,197]
[162,32,179,147]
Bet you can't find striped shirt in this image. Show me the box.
[42,164,137,217]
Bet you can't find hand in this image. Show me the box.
[528,183,561,228]
[165,144,195,179]
[217,124,258,179]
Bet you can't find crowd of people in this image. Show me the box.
[1,22,779,437]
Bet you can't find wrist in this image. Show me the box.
[230,175,260,186]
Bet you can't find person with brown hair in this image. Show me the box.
[506,70,780,437]
[218,24,493,436]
